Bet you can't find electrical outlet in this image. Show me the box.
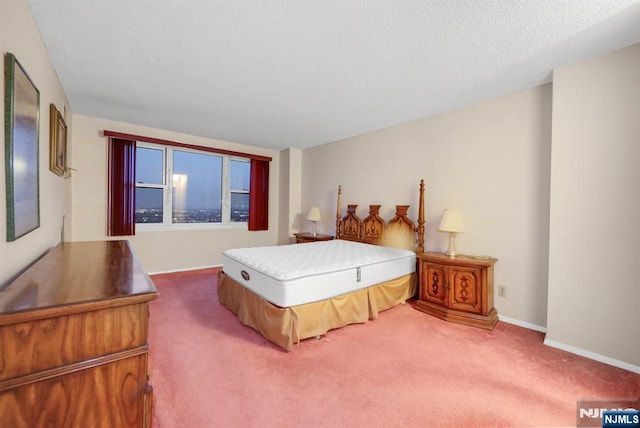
[498,285,507,297]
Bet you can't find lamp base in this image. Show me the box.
[312,222,317,237]
[444,232,458,258]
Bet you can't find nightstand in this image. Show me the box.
[415,251,498,330]
[293,233,334,243]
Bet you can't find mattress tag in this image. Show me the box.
[356,267,361,282]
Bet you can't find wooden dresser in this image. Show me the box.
[0,240,158,428]
[415,251,498,330]
[293,232,334,243]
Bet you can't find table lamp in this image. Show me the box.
[438,209,465,258]
[306,207,321,236]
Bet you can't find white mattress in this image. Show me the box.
[222,239,416,307]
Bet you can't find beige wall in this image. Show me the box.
[302,85,553,329]
[0,0,71,285]
[277,148,302,245]
[301,43,640,371]
[69,114,279,273]
[547,43,640,369]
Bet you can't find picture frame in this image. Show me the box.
[49,103,67,177]
[4,53,40,241]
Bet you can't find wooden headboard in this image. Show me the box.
[335,180,425,253]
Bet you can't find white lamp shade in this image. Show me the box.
[438,209,465,233]
[306,207,322,222]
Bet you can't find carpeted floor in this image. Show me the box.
[148,268,639,428]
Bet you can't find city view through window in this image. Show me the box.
[135,147,250,224]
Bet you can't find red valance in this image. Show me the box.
[103,130,272,162]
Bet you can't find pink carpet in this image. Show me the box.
[148,268,639,427]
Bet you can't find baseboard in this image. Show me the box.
[498,315,547,333]
[543,338,640,374]
[148,264,223,275]
[498,316,639,373]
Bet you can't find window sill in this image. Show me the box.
[136,222,248,232]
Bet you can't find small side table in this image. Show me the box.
[415,251,498,330]
[293,233,334,244]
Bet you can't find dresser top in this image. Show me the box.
[0,240,158,322]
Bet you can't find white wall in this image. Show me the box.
[69,114,279,273]
[0,0,70,286]
[547,43,640,369]
[302,85,553,328]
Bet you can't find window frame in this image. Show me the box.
[135,142,250,232]
[227,158,251,223]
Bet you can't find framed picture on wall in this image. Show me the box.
[49,103,67,177]
[4,52,40,241]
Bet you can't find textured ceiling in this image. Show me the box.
[28,0,640,150]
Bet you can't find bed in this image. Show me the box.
[217,180,426,350]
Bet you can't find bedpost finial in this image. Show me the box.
[417,179,425,253]
[336,185,342,239]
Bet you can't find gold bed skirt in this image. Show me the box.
[217,271,417,350]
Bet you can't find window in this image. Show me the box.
[135,143,250,228]
[135,146,164,223]
[105,130,270,236]
[230,160,250,222]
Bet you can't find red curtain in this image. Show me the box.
[248,159,269,231]
[107,137,136,236]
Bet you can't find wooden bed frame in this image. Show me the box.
[335,179,425,252]
[217,179,426,350]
